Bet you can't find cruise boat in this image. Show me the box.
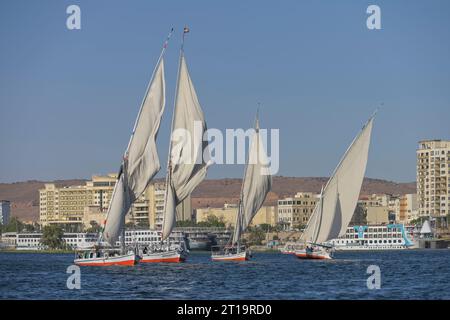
[326,224,415,250]
[3,232,98,251]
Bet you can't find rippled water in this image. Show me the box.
[1,250,449,300]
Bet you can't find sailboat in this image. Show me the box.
[74,30,174,267]
[295,113,375,260]
[211,114,272,262]
[140,27,212,263]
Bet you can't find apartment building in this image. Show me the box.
[417,140,450,226]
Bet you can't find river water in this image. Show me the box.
[1,250,449,300]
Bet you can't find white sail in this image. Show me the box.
[102,172,130,246]
[126,58,166,199]
[232,117,272,244]
[161,52,211,240]
[420,220,432,234]
[302,116,374,244]
[103,55,166,246]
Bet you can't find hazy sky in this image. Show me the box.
[1,0,449,183]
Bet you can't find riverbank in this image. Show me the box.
[0,249,74,254]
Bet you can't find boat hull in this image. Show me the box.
[294,249,332,260]
[211,251,248,262]
[280,249,296,255]
[140,250,187,263]
[74,253,139,267]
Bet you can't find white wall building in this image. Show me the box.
[417,140,450,226]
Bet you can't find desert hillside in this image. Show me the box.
[0,177,416,223]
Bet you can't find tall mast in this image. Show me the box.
[161,27,187,242]
[234,109,260,248]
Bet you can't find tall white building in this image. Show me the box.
[417,140,450,226]
[0,200,11,225]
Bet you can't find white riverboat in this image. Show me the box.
[326,224,415,251]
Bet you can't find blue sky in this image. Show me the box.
[0,0,449,183]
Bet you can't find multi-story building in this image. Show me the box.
[145,181,192,230]
[277,192,318,230]
[40,175,192,230]
[0,200,11,225]
[417,140,450,226]
[399,194,418,223]
[388,195,401,221]
[195,204,278,228]
[358,195,390,225]
[39,174,117,227]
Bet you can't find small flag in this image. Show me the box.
[183,26,190,33]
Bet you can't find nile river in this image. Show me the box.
[1,250,449,300]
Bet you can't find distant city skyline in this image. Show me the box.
[1,0,449,183]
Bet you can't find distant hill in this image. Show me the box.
[0,177,416,223]
[0,179,86,222]
[190,177,416,209]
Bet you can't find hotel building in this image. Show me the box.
[417,140,450,226]
[277,192,318,230]
[39,175,192,230]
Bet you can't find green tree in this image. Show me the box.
[258,223,273,232]
[41,225,65,250]
[294,224,307,231]
[125,221,136,229]
[248,228,265,245]
[1,217,24,233]
[23,223,38,232]
[197,215,225,228]
[410,218,424,226]
[176,220,197,227]
[86,221,102,233]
